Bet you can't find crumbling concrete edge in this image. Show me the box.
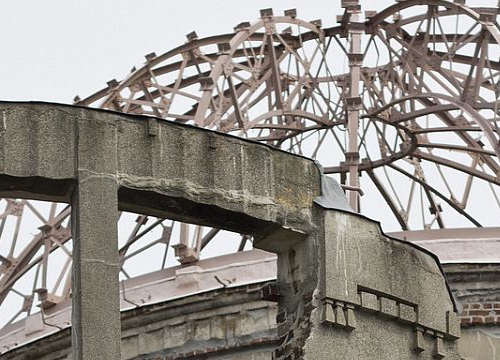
[313,162,457,312]
[0,100,320,164]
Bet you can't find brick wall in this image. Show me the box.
[459,302,500,326]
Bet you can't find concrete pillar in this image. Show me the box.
[71,114,121,359]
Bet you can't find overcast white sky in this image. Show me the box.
[0,0,493,102]
[1,0,499,330]
[0,0,498,228]
[0,0,343,102]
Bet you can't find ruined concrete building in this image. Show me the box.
[0,1,499,359]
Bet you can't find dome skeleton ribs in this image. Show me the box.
[1,0,500,332]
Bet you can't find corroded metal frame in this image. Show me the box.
[75,0,500,229]
[2,0,500,339]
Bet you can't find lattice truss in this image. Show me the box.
[1,0,500,330]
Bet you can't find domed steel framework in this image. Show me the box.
[1,0,500,334]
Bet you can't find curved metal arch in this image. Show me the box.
[368,0,488,28]
[71,4,500,230]
[70,3,500,229]
[78,33,236,107]
[4,1,500,336]
[369,93,500,158]
[192,16,330,130]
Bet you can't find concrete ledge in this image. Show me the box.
[0,102,321,241]
[322,211,457,335]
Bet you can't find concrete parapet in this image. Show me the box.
[275,210,461,359]
[0,102,463,359]
[0,102,320,241]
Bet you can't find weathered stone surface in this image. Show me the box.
[113,111,320,241]
[322,211,454,334]
[0,104,74,201]
[458,326,500,360]
[0,103,464,359]
[399,303,417,324]
[1,284,278,360]
[359,291,378,312]
[444,263,500,359]
[273,208,461,359]
[380,297,398,318]
[0,102,320,241]
[298,210,461,359]
[0,104,75,180]
[121,335,139,359]
[139,328,164,354]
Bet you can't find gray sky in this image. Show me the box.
[1,0,498,230]
[1,0,494,102]
[0,0,348,103]
[1,0,499,330]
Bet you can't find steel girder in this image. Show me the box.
[2,0,500,332]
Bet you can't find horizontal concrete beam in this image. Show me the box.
[0,102,321,241]
[0,102,322,360]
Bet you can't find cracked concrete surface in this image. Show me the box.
[0,103,465,359]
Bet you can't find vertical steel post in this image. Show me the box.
[344,0,363,212]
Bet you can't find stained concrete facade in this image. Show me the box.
[0,103,462,359]
[391,229,500,360]
[0,250,279,359]
[2,283,279,360]
[304,211,460,359]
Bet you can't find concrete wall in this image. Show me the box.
[270,208,461,359]
[312,211,459,359]
[1,284,277,360]
[0,103,463,359]
[0,102,319,360]
[0,102,320,237]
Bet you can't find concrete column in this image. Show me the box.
[71,114,121,359]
